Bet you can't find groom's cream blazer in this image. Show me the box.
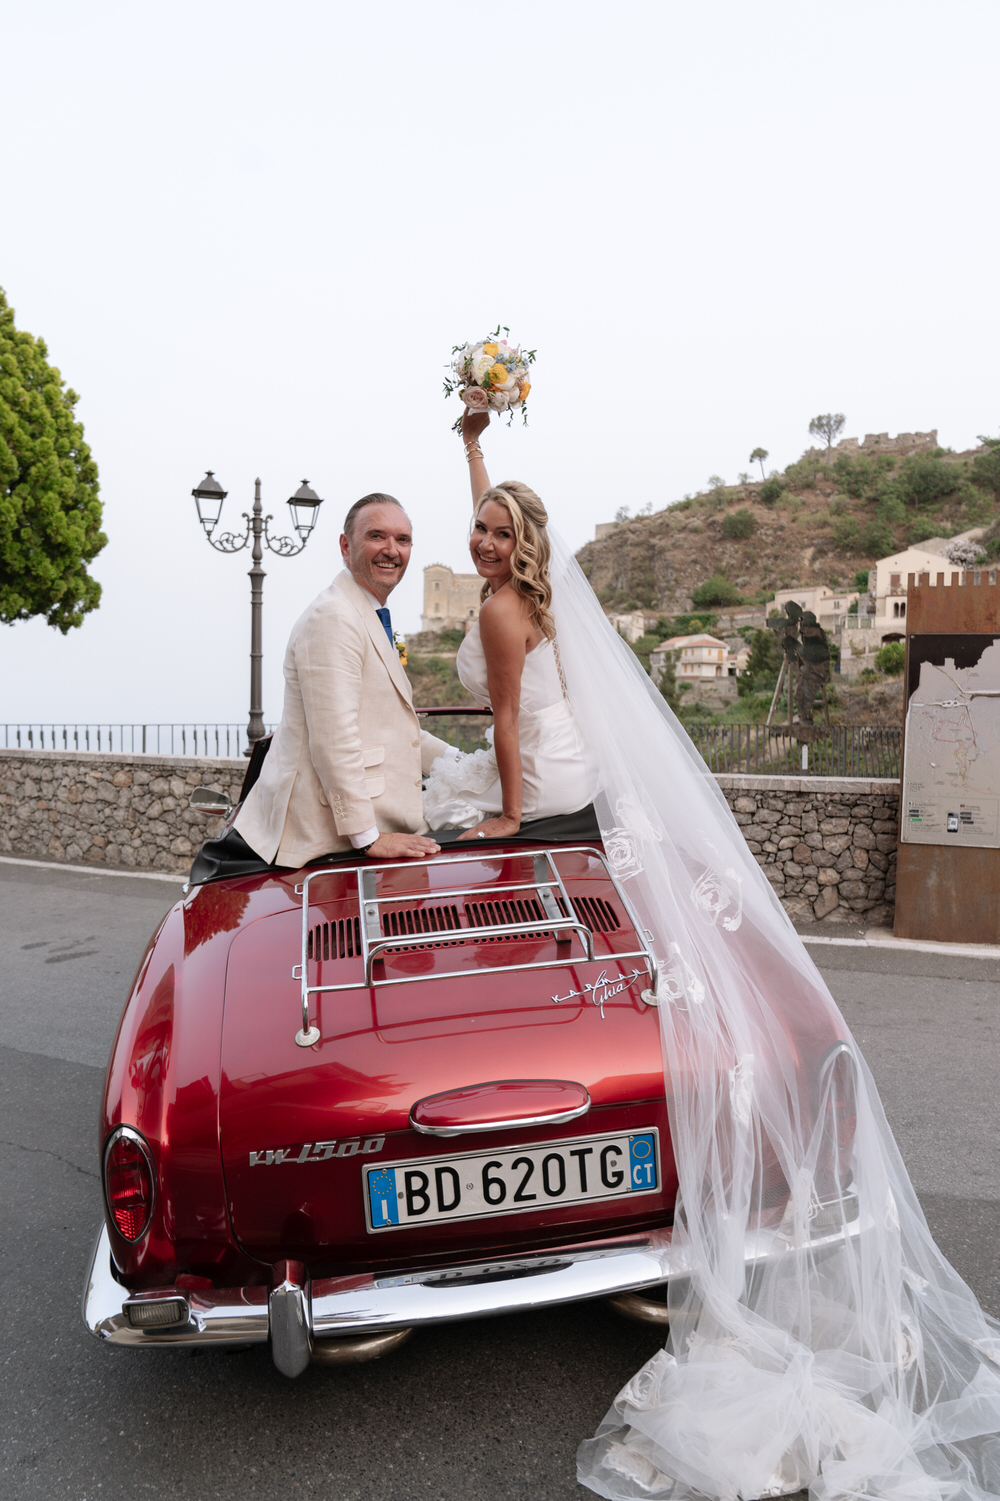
[234,570,449,868]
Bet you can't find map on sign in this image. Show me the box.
[901,638,1000,847]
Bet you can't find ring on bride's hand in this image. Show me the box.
[476,831,486,838]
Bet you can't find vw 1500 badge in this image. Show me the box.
[249,1135,385,1166]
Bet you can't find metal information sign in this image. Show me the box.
[901,634,1000,849]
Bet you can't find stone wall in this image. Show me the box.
[0,750,245,875]
[1,751,899,924]
[805,429,938,462]
[717,774,898,926]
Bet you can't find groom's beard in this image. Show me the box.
[354,552,407,598]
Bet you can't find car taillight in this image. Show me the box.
[103,1127,156,1241]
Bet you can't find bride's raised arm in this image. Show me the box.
[461,408,491,506]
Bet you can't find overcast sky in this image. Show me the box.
[4,1,999,733]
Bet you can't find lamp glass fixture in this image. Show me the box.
[288,479,322,538]
[191,471,227,530]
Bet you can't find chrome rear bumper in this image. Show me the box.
[83,1205,862,1376]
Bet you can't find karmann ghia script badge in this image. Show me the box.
[249,1136,385,1167]
[550,967,644,1019]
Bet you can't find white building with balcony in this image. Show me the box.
[650,633,732,684]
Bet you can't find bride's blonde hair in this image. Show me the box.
[475,481,555,640]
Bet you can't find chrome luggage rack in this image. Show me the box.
[291,846,658,1047]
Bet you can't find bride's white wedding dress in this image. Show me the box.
[422,620,598,828]
[437,531,1000,1500]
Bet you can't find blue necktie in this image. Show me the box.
[375,606,394,649]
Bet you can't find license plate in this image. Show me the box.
[363,1129,659,1232]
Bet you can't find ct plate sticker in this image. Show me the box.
[364,1128,659,1232]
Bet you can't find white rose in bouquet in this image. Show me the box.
[469,349,494,383]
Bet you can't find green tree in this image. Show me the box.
[737,627,783,697]
[652,645,680,712]
[832,452,896,501]
[0,289,104,631]
[874,640,906,676]
[809,413,846,451]
[970,436,1000,501]
[894,452,960,508]
[749,447,768,479]
[692,575,741,608]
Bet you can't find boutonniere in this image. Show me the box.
[394,630,408,667]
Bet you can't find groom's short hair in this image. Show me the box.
[342,492,408,540]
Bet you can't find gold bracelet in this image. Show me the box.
[465,443,483,463]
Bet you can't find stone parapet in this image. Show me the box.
[0,749,246,875]
[716,774,899,925]
[1,751,900,922]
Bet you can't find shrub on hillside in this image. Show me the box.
[759,475,789,505]
[874,641,906,676]
[831,453,896,501]
[859,518,897,557]
[970,436,1000,500]
[662,612,717,636]
[692,575,741,608]
[895,452,960,508]
[783,454,826,488]
[721,508,756,539]
[908,516,943,545]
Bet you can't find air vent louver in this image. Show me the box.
[307,917,362,961]
[382,904,463,949]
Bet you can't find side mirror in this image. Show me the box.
[189,787,232,816]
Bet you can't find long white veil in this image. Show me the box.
[544,531,1000,1501]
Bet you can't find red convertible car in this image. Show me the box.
[83,713,859,1376]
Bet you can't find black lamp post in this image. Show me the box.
[190,472,324,751]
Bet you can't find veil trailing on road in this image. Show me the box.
[545,530,1000,1501]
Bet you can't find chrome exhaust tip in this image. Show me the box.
[606,1288,670,1326]
[311,1328,414,1365]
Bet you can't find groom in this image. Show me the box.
[231,493,450,868]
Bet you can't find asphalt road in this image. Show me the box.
[2,856,999,1501]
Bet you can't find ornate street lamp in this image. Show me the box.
[190,472,324,750]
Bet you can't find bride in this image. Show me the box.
[431,413,1000,1500]
[422,409,597,835]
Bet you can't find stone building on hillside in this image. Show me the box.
[805,429,937,462]
[771,585,861,631]
[421,564,482,633]
[609,609,662,643]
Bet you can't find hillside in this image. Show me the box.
[575,439,1000,614]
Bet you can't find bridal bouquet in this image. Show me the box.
[443,327,535,429]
